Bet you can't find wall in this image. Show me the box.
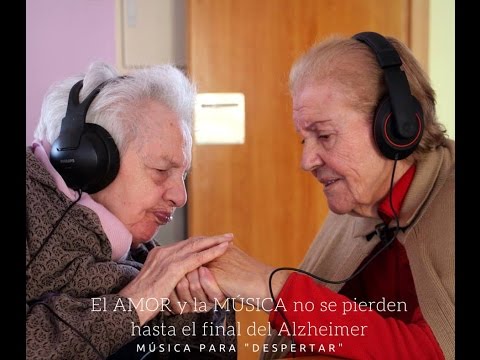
[115,0,186,71]
[26,0,116,145]
[429,0,455,139]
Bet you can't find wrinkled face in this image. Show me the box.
[92,101,192,247]
[293,84,393,217]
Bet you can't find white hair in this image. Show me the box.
[34,61,196,154]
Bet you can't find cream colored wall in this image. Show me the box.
[429,0,455,139]
[115,0,186,73]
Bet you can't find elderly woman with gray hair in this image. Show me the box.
[201,32,454,360]
[26,61,236,359]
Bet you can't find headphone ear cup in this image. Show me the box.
[373,95,424,160]
[51,123,120,193]
[79,123,120,194]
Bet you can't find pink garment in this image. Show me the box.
[31,140,132,261]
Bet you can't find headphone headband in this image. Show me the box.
[50,78,120,193]
[353,32,417,139]
[55,80,109,150]
[352,31,424,160]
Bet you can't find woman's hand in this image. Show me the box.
[118,233,233,325]
[166,267,226,315]
[203,244,291,312]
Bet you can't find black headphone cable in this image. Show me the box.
[268,155,401,356]
[26,189,83,270]
[27,189,106,358]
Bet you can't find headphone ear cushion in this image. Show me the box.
[373,95,424,160]
[81,123,120,194]
[52,123,120,194]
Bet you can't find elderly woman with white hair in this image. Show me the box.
[26,61,236,359]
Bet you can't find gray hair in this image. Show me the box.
[289,34,447,160]
[34,61,196,154]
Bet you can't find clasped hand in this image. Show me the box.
[118,233,233,325]
[168,243,291,316]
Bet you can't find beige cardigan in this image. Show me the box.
[262,140,455,360]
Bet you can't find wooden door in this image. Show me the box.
[187,1,409,359]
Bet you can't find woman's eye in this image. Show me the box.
[154,168,169,176]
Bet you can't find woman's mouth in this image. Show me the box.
[154,211,173,225]
[320,178,341,188]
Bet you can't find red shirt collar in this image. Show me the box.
[377,165,416,224]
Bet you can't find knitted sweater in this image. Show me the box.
[261,140,455,359]
[26,147,236,359]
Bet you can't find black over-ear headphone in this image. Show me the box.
[50,79,120,194]
[352,31,424,160]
